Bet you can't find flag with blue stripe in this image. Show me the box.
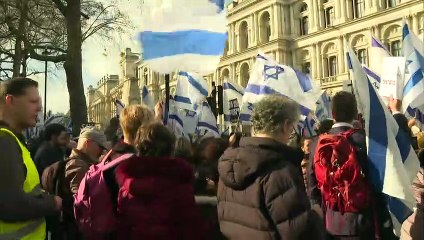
[139,0,227,75]
[197,101,220,138]
[174,71,209,111]
[115,99,125,118]
[347,47,419,234]
[142,86,155,110]
[296,115,317,138]
[241,53,322,123]
[165,96,196,139]
[223,81,244,125]
[402,23,424,112]
[315,91,332,122]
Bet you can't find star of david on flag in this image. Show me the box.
[264,65,284,80]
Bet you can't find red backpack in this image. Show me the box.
[73,151,134,238]
[314,129,371,214]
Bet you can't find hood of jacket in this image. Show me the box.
[115,156,194,197]
[218,137,304,190]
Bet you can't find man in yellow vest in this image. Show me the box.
[0,78,62,240]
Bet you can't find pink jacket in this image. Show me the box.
[400,168,424,240]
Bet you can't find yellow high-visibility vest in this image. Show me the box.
[0,128,46,240]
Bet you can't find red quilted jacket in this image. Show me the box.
[115,156,208,240]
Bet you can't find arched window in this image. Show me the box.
[300,16,309,35]
[389,40,401,56]
[326,56,337,77]
[357,49,368,65]
[260,12,271,43]
[239,21,249,51]
[240,63,250,87]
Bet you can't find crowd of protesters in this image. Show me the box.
[0,77,423,240]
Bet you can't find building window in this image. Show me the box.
[260,12,271,43]
[326,56,337,77]
[389,40,401,56]
[357,49,368,65]
[300,16,309,36]
[353,0,365,19]
[302,62,311,75]
[240,63,250,87]
[324,7,334,28]
[385,0,397,8]
[223,40,229,56]
[239,21,249,51]
[143,69,149,86]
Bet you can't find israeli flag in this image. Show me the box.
[369,37,391,79]
[115,99,125,118]
[402,23,424,112]
[296,115,317,138]
[174,71,209,111]
[315,91,332,122]
[140,0,227,75]
[164,96,199,138]
[223,81,244,125]
[141,86,155,110]
[197,101,220,138]
[347,47,419,234]
[240,53,322,123]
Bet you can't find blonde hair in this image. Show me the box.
[120,105,154,143]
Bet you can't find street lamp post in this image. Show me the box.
[42,47,48,122]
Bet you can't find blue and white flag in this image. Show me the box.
[347,47,419,234]
[241,53,322,123]
[315,91,332,122]
[369,37,391,81]
[223,81,244,125]
[296,115,317,138]
[174,71,209,111]
[165,96,187,139]
[402,23,424,112]
[140,0,227,75]
[197,101,220,138]
[115,99,125,118]
[141,86,155,110]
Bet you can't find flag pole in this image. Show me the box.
[164,74,170,125]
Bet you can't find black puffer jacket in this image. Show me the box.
[217,137,325,240]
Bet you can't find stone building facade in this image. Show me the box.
[88,0,424,128]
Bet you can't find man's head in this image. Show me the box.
[77,127,109,160]
[332,91,357,123]
[251,95,300,144]
[44,124,69,148]
[120,105,154,144]
[0,78,41,130]
[135,122,176,157]
[301,137,312,154]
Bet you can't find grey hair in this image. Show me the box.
[251,95,300,135]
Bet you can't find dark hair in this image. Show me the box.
[44,124,67,141]
[135,122,176,157]
[229,132,242,148]
[0,78,38,103]
[174,137,193,160]
[317,119,334,135]
[332,91,357,123]
[104,117,120,145]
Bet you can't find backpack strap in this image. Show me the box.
[102,153,134,171]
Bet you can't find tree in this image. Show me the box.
[0,0,129,134]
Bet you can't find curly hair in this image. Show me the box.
[251,95,300,135]
[135,122,176,157]
[120,105,154,142]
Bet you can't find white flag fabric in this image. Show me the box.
[402,23,424,112]
[139,0,227,75]
[240,53,322,123]
[347,47,419,234]
[197,101,220,138]
[223,81,244,125]
[315,91,332,122]
[174,71,209,111]
[141,86,155,110]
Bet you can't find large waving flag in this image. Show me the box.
[402,23,424,112]
[296,115,317,138]
[165,96,189,139]
[241,53,322,123]
[223,81,244,125]
[140,0,227,75]
[197,101,220,138]
[347,47,419,234]
[174,71,209,111]
[315,91,332,121]
[115,99,125,118]
[141,86,155,110]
